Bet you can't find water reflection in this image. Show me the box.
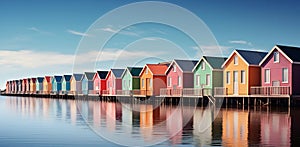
[4,97,298,146]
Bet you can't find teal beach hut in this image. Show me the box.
[193,56,227,96]
[121,67,143,91]
[62,75,72,93]
[52,76,62,94]
[81,72,96,95]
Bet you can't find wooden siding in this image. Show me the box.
[223,52,249,95]
[166,63,184,90]
[261,49,293,94]
[193,60,212,89]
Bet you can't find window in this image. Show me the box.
[145,68,148,74]
[173,65,176,72]
[274,52,279,63]
[178,76,181,86]
[168,77,172,87]
[234,55,238,65]
[149,79,152,87]
[196,75,200,86]
[201,62,205,70]
[282,68,288,83]
[226,71,230,84]
[265,69,270,83]
[206,74,211,86]
[142,79,145,88]
[107,81,110,88]
[128,80,131,88]
[241,70,245,84]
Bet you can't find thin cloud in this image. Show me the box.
[98,27,139,37]
[192,45,232,57]
[229,40,252,46]
[67,29,90,37]
[27,27,53,35]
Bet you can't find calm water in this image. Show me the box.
[0,96,299,146]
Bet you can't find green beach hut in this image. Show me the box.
[121,67,143,93]
[192,56,227,96]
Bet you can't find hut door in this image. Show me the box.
[233,71,238,95]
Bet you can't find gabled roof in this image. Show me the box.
[27,78,31,83]
[83,72,96,81]
[53,76,63,82]
[222,49,267,67]
[31,78,36,83]
[37,77,44,83]
[111,69,125,78]
[122,67,143,78]
[259,45,300,65]
[72,74,83,81]
[96,71,109,79]
[193,56,227,71]
[140,64,168,76]
[44,76,52,83]
[63,75,72,82]
[166,59,197,74]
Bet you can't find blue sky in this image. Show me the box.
[1,0,300,88]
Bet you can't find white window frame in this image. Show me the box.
[142,79,145,88]
[226,71,230,84]
[196,75,200,86]
[168,77,172,87]
[128,79,131,88]
[282,68,288,83]
[178,76,181,87]
[206,74,210,86]
[241,70,245,84]
[274,51,279,63]
[201,61,205,70]
[149,79,152,87]
[265,69,270,83]
[173,65,176,72]
[234,55,238,65]
[145,68,148,74]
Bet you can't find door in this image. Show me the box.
[146,78,151,96]
[233,71,238,95]
[272,81,280,95]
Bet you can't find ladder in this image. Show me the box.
[207,95,215,105]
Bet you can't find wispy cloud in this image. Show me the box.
[27,27,53,35]
[229,40,252,46]
[192,45,232,57]
[98,27,139,37]
[67,29,90,37]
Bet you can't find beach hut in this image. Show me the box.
[43,76,52,94]
[93,71,108,95]
[81,72,96,95]
[61,75,72,93]
[258,45,300,96]
[26,78,31,93]
[164,59,197,96]
[105,69,125,95]
[221,49,267,96]
[22,79,27,94]
[70,74,83,94]
[36,77,44,93]
[6,81,9,94]
[139,64,168,96]
[18,79,23,93]
[51,76,63,94]
[193,56,227,96]
[13,80,18,93]
[30,78,36,94]
[121,67,143,93]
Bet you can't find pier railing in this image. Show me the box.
[214,87,228,96]
[182,88,202,97]
[160,88,182,97]
[250,86,290,96]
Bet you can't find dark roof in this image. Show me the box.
[111,69,125,78]
[277,45,300,62]
[175,59,198,72]
[54,76,63,82]
[73,74,83,81]
[127,67,143,76]
[84,72,95,80]
[236,50,267,65]
[37,77,44,83]
[63,75,72,81]
[97,71,109,79]
[203,56,227,69]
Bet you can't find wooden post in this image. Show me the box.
[254,98,256,106]
[288,97,291,107]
